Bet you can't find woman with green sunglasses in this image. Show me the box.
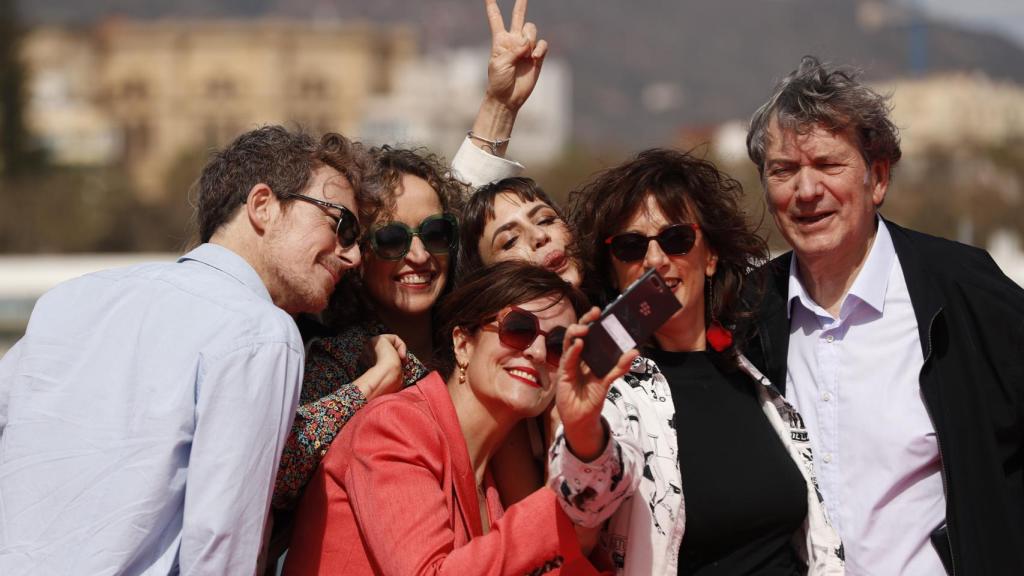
[272,146,467,517]
[268,0,546,538]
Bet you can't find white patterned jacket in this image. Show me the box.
[548,353,845,575]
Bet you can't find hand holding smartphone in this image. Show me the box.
[580,268,681,377]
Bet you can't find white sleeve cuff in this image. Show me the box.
[450,137,525,190]
[547,419,627,528]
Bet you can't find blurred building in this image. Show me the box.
[359,47,571,166]
[23,19,418,200]
[22,27,118,166]
[22,20,572,201]
[881,72,1024,153]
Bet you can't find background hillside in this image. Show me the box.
[21,0,1024,148]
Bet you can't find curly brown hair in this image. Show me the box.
[567,148,768,359]
[196,126,374,243]
[323,145,467,330]
[363,145,467,224]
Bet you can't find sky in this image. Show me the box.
[914,0,1024,47]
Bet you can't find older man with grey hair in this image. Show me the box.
[742,56,1024,575]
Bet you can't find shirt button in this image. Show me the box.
[825,335,835,343]
[822,392,831,402]
[823,453,833,464]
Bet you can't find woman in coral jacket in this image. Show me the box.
[284,261,635,575]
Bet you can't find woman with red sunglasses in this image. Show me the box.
[547,149,845,575]
[270,0,546,520]
[283,261,633,575]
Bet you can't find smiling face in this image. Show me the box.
[454,295,575,420]
[609,194,717,350]
[263,166,361,315]
[362,173,449,324]
[478,192,581,286]
[763,117,888,273]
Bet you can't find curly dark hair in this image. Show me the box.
[567,148,768,360]
[747,55,902,180]
[196,125,374,243]
[364,145,467,224]
[323,145,467,330]
[433,260,589,378]
[459,176,570,278]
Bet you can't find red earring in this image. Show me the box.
[706,277,733,352]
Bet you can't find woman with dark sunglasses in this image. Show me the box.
[454,177,588,516]
[284,261,632,575]
[547,149,845,575]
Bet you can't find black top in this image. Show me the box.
[648,349,807,576]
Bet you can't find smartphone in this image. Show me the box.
[580,268,681,377]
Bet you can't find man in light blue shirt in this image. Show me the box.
[0,126,369,574]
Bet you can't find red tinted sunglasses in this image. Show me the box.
[481,307,568,368]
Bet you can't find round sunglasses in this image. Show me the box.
[605,223,700,262]
[369,213,459,261]
[481,307,568,368]
[282,192,361,248]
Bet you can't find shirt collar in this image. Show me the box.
[787,216,896,320]
[177,243,273,304]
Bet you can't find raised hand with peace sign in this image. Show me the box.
[469,0,549,156]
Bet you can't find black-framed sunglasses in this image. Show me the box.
[605,223,700,262]
[369,213,459,261]
[282,192,361,248]
[481,307,568,368]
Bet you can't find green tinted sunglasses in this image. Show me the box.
[369,213,459,260]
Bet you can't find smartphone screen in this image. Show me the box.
[580,268,681,377]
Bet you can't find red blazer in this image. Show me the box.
[284,372,596,576]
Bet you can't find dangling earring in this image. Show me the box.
[706,276,733,352]
[457,362,467,385]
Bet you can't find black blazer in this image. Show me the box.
[742,219,1024,575]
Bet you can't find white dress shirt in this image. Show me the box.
[786,219,947,575]
[0,243,303,575]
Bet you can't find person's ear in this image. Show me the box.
[869,160,890,207]
[245,184,276,236]
[452,325,475,371]
[705,249,719,278]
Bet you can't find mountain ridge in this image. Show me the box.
[20,0,1024,148]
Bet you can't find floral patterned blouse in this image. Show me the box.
[272,321,429,510]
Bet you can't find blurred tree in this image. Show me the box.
[529,141,625,207]
[0,0,32,178]
[0,145,203,254]
[0,166,136,252]
[883,141,1024,250]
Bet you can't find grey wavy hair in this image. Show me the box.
[746,55,902,178]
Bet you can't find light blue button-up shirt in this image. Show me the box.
[0,243,303,575]
[786,219,945,575]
